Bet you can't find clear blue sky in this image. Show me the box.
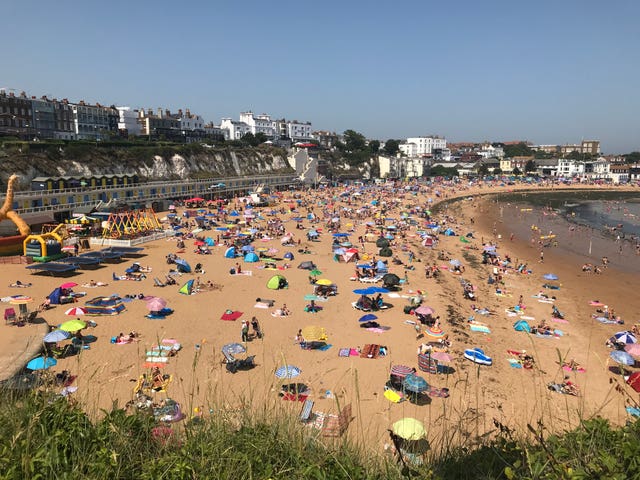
[3,0,639,153]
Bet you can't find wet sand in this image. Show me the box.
[2,182,639,453]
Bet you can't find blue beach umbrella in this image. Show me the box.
[611,350,636,366]
[43,330,71,343]
[275,365,301,379]
[353,287,377,295]
[359,314,378,322]
[26,356,57,371]
[368,287,390,294]
[222,343,246,355]
[402,373,429,393]
[613,331,637,344]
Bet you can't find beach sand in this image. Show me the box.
[2,182,639,453]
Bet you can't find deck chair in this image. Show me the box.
[153,277,166,287]
[4,308,16,325]
[300,398,314,423]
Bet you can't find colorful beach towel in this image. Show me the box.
[470,325,491,334]
[221,310,243,321]
[507,359,523,368]
[338,348,350,357]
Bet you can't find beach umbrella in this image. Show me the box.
[9,296,33,305]
[353,287,377,295]
[369,287,390,294]
[402,373,429,393]
[627,372,640,393]
[424,326,445,338]
[390,365,414,378]
[146,297,168,312]
[241,245,254,252]
[60,282,78,289]
[614,331,637,344]
[315,279,333,286]
[430,351,453,363]
[222,343,246,355]
[59,319,87,332]
[625,344,640,356]
[392,418,426,441]
[610,350,635,366]
[26,356,57,371]
[543,273,559,281]
[64,306,87,316]
[275,365,301,379]
[414,305,434,316]
[359,314,378,323]
[43,330,71,343]
[310,269,322,276]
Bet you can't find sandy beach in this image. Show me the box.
[2,181,639,452]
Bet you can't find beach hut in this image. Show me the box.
[267,275,288,290]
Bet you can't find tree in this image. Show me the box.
[383,139,400,156]
[342,130,367,153]
[512,166,522,176]
[525,160,537,173]
[477,164,490,176]
[624,152,640,163]
[255,132,268,144]
[429,165,458,177]
[368,140,380,154]
[503,142,532,157]
[493,167,502,175]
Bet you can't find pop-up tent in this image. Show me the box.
[284,251,294,260]
[376,238,390,248]
[47,287,63,305]
[267,275,288,290]
[379,247,393,257]
[179,279,195,295]
[224,247,237,259]
[298,261,316,270]
[244,252,259,263]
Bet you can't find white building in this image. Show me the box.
[239,111,276,138]
[477,145,504,159]
[556,159,585,178]
[378,155,425,178]
[286,120,313,142]
[116,107,142,136]
[399,136,447,157]
[178,109,205,132]
[220,118,251,140]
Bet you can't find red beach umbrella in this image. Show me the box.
[390,365,414,378]
[64,307,87,316]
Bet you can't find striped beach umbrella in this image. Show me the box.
[390,365,414,378]
[275,365,301,379]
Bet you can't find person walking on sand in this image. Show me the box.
[241,320,249,342]
[539,250,544,263]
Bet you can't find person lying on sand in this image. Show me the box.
[9,280,32,288]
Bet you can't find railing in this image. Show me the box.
[13,173,298,215]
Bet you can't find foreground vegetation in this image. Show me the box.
[1,391,640,479]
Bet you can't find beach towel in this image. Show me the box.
[254,303,270,309]
[338,348,350,357]
[426,386,450,398]
[233,271,253,276]
[520,315,536,321]
[593,316,621,324]
[538,299,554,304]
[360,344,380,359]
[470,325,491,334]
[507,349,524,356]
[552,317,569,324]
[507,359,523,368]
[366,327,390,333]
[626,407,640,417]
[317,343,332,351]
[350,348,360,356]
[562,365,586,373]
[221,310,243,321]
[589,301,604,307]
[384,388,404,403]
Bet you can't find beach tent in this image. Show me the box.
[376,238,390,248]
[379,247,393,257]
[298,261,316,270]
[513,320,531,332]
[224,247,237,258]
[175,259,191,273]
[267,275,288,290]
[244,252,259,263]
[376,260,388,274]
[84,296,126,316]
[284,251,294,260]
[205,237,215,246]
[46,287,63,305]
[421,236,436,247]
[382,273,400,288]
[443,228,456,236]
[179,279,194,295]
[341,248,359,263]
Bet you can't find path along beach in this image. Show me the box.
[2,180,639,452]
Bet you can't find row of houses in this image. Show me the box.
[378,155,639,183]
[0,90,315,144]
